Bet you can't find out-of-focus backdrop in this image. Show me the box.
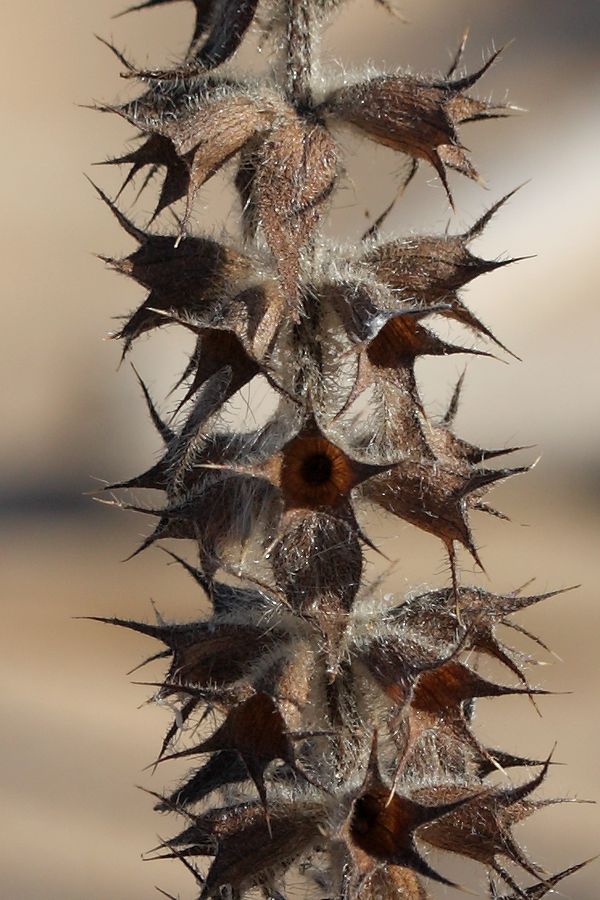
[2,0,599,897]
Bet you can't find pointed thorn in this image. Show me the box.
[126,649,171,676]
[361,158,419,241]
[432,150,456,209]
[465,183,529,241]
[155,889,178,900]
[442,369,467,425]
[130,363,175,444]
[85,175,148,243]
[462,463,530,499]
[123,527,163,561]
[160,548,211,595]
[79,615,172,642]
[448,40,513,92]
[446,26,470,79]
[94,34,136,71]
[113,0,168,19]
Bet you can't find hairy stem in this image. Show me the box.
[286,0,313,109]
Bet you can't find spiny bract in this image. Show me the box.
[92,1,588,897]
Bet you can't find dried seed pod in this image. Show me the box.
[163,797,324,897]
[105,79,283,231]
[249,114,338,308]
[160,691,301,813]
[91,613,281,691]
[362,437,529,568]
[362,189,526,353]
[419,761,553,892]
[321,45,510,204]
[340,736,469,890]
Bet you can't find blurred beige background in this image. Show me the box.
[2,0,599,897]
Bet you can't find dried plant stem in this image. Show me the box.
[286,0,313,108]
[91,2,588,898]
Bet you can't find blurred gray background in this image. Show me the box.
[2,0,599,897]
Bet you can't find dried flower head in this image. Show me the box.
[91,2,589,899]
